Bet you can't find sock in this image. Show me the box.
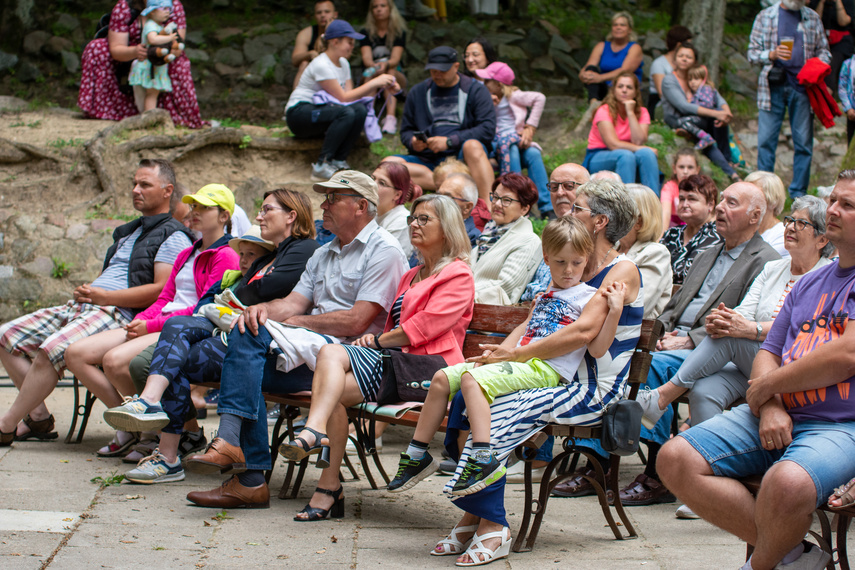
[406,439,429,460]
[216,413,242,447]
[739,558,753,570]
[116,430,135,446]
[237,469,265,488]
[472,442,492,464]
[644,442,661,481]
[781,542,805,565]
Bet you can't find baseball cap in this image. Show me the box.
[323,19,365,41]
[141,0,173,16]
[182,184,236,215]
[475,61,515,85]
[313,170,379,206]
[229,225,275,254]
[424,46,459,71]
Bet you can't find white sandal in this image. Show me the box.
[455,527,512,567]
[431,524,478,556]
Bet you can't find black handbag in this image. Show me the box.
[600,399,642,456]
[767,66,787,87]
[374,349,447,405]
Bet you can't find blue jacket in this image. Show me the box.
[400,73,496,161]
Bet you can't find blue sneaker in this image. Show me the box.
[451,453,506,496]
[204,389,219,409]
[125,449,185,484]
[103,396,169,432]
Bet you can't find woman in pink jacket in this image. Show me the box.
[65,185,239,456]
[475,62,552,218]
[279,194,475,521]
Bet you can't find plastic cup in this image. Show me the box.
[780,37,794,60]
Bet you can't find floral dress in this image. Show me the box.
[78,0,204,128]
[660,220,722,285]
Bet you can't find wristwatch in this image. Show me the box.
[755,323,763,341]
[446,137,453,149]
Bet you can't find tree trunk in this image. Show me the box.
[679,0,727,85]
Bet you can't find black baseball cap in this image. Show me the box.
[424,46,459,71]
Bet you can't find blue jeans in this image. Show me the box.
[586,147,661,195]
[681,404,855,508]
[217,326,315,470]
[757,84,813,198]
[509,145,551,214]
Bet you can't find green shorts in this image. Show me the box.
[441,358,561,404]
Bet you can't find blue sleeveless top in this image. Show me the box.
[601,41,643,83]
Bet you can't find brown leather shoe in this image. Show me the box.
[619,473,676,506]
[184,438,246,475]
[186,476,269,509]
[552,468,611,498]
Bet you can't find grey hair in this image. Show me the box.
[362,198,377,218]
[591,170,622,182]
[410,194,471,272]
[815,185,834,200]
[791,195,834,258]
[170,181,191,214]
[577,179,638,245]
[446,172,478,205]
[745,171,786,217]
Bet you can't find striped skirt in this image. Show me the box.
[341,345,384,402]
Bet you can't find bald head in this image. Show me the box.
[549,163,590,218]
[438,173,478,219]
[715,182,766,248]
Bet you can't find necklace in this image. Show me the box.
[592,246,614,276]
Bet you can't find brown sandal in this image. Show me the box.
[829,477,855,509]
[14,414,58,442]
[0,428,13,446]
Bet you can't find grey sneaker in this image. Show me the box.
[267,404,281,426]
[310,161,337,182]
[407,1,436,18]
[637,387,666,430]
[125,450,185,484]
[103,396,169,432]
[328,159,350,172]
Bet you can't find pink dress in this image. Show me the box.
[77,0,205,128]
[660,180,685,228]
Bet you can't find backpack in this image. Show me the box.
[90,1,143,96]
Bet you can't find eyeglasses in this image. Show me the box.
[190,203,214,212]
[547,181,582,193]
[258,204,286,217]
[489,193,521,207]
[322,192,363,205]
[437,192,468,204]
[370,175,395,189]
[571,203,592,214]
[783,216,816,232]
[407,214,437,226]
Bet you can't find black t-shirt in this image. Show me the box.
[359,29,406,64]
[810,0,855,32]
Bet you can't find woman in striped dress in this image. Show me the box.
[437,179,643,566]
[279,194,475,521]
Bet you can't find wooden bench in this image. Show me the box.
[510,318,664,552]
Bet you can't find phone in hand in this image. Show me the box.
[413,131,428,143]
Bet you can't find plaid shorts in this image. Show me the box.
[0,301,130,374]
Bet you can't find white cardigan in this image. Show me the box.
[735,256,833,322]
[471,216,542,305]
[626,240,673,319]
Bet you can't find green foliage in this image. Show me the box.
[543,140,587,173]
[51,258,72,279]
[91,471,125,487]
[10,121,25,128]
[85,204,137,222]
[27,120,42,128]
[213,510,233,522]
[47,138,84,149]
[239,135,253,150]
[214,117,245,128]
[369,137,406,160]
[530,217,548,237]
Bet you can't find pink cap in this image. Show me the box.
[474,62,515,86]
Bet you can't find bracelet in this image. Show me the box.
[374,334,383,349]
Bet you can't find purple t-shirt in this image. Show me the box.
[761,261,855,422]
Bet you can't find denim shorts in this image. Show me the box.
[680,403,855,508]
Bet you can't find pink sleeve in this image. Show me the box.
[135,249,188,329]
[400,264,475,348]
[587,105,612,149]
[660,180,678,206]
[513,90,546,127]
[639,107,651,125]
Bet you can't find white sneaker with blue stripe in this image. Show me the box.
[103,396,170,432]
[125,449,185,484]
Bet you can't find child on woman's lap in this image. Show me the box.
[387,217,627,496]
[677,65,723,150]
[129,0,180,111]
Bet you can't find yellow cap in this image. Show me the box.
[182,184,235,215]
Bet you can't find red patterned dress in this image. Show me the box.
[77,0,205,128]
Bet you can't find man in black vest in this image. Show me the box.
[0,158,193,446]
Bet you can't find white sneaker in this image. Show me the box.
[504,460,545,484]
[407,2,436,18]
[310,161,337,182]
[382,115,397,134]
[774,543,831,569]
[345,435,383,455]
[637,387,666,430]
[328,159,350,172]
[675,504,700,519]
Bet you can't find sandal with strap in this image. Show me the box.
[14,414,58,442]
[829,477,855,509]
[278,427,330,468]
[431,524,478,556]
[455,527,512,567]
[293,486,344,522]
[0,427,14,447]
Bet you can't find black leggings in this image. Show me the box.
[285,101,368,162]
[584,65,610,101]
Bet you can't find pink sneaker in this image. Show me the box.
[382,115,397,134]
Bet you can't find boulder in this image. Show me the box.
[0,52,19,74]
[215,27,244,43]
[89,219,125,232]
[273,64,288,85]
[406,42,427,64]
[643,31,666,53]
[520,27,550,59]
[724,70,756,99]
[244,34,290,64]
[484,33,525,48]
[10,238,37,264]
[65,223,88,240]
[185,48,210,63]
[531,55,555,72]
[549,34,571,55]
[184,31,205,46]
[215,47,245,67]
[727,52,752,73]
[17,61,43,83]
[411,22,436,44]
[251,54,277,79]
[498,44,526,61]
[243,73,264,87]
[213,0,230,7]
[538,20,560,36]
[45,36,74,56]
[21,256,54,277]
[0,266,9,278]
[552,50,581,77]
[446,20,483,47]
[61,50,80,75]
[54,14,81,34]
[0,277,42,302]
[23,31,51,55]
[0,141,28,163]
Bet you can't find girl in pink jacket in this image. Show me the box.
[65,184,239,457]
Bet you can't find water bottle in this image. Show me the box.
[362,66,376,78]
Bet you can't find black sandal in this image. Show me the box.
[14,414,58,442]
[0,428,14,447]
[278,427,330,468]
[293,486,344,522]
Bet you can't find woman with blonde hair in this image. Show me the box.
[619,183,673,318]
[745,171,788,258]
[579,12,644,111]
[279,194,475,521]
[360,0,409,134]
